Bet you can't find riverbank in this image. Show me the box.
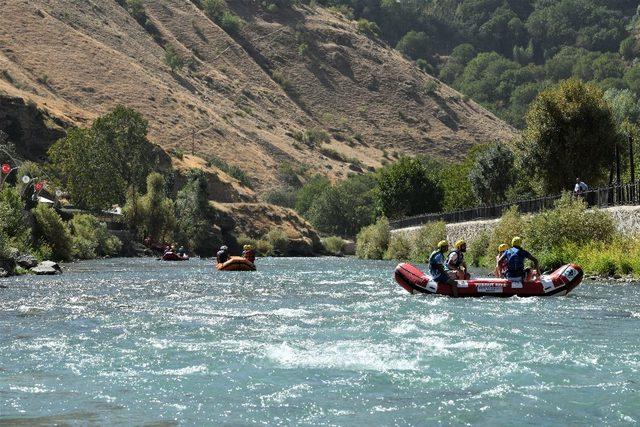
[357,195,640,279]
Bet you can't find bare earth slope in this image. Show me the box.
[0,0,516,192]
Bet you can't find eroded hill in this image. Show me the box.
[0,0,516,192]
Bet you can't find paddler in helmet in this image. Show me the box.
[446,239,470,280]
[494,243,509,278]
[216,245,230,264]
[242,244,256,263]
[429,240,459,297]
[499,237,539,281]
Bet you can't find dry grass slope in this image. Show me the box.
[0,0,517,194]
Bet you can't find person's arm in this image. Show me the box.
[446,252,457,269]
[526,251,539,271]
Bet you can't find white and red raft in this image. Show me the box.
[394,263,583,297]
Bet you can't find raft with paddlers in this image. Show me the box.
[394,263,583,297]
[216,256,256,271]
[162,251,189,261]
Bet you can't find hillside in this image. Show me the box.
[0,0,516,194]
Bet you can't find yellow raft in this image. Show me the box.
[216,256,256,271]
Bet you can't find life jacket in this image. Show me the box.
[429,250,448,282]
[447,249,464,269]
[505,247,528,278]
[243,249,256,263]
[496,254,508,277]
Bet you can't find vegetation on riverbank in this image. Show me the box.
[359,194,640,278]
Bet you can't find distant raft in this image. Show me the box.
[217,256,256,271]
[162,251,189,261]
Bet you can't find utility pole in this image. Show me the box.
[616,144,622,203]
[630,133,636,202]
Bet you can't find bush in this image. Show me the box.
[0,186,30,251]
[322,236,345,256]
[356,18,379,37]
[70,214,122,259]
[264,228,289,255]
[255,239,274,257]
[487,207,529,261]
[355,217,389,260]
[295,175,330,216]
[164,45,184,72]
[206,155,253,189]
[409,221,446,263]
[467,230,490,267]
[32,204,72,261]
[219,11,243,34]
[304,128,331,147]
[264,189,297,208]
[202,0,225,18]
[527,194,616,253]
[384,233,412,261]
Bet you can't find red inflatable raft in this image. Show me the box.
[216,256,256,271]
[162,252,189,261]
[394,263,583,297]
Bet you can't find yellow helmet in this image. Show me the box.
[243,244,253,251]
[454,239,466,249]
[498,243,509,252]
[511,236,522,247]
[437,240,448,249]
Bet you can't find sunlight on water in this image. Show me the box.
[1,257,639,425]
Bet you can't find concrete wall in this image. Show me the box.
[392,205,640,244]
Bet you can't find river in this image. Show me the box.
[1,257,639,425]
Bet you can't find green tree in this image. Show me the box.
[70,214,122,259]
[295,175,331,217]
[469,143,515,204]
[0,186,30,251]
[175,169,221,256]
[520,79,617,193]
[376,157,443,219]
[142,173,176,242]
[625,64,640,93]
[49,106,157,210]
[604,88,640,125]
[32,204,72,261]
[396,30,431,60]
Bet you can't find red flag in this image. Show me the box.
[1,164,10,174]
[35,182,43,191]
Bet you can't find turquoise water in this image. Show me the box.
[1,257,639,425]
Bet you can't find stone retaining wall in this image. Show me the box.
[392,205,640,244]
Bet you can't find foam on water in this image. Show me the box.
[1,257,639,425]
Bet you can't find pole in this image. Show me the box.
[616,144,621,203]
[630,133,635,203]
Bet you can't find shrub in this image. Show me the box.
[70,214,122,259]
[527,194,615,253]
[264,189,297,208]
[202,0,225,18]
[255,239,274,257]
[384,233,412,261]
[322,236,345,256]
[264,228,289,255]
[355,217,389,260]
[356,18,379,37]
[304,128,331,146]
[32,204,72,261]
[409,221,446,263]
[0,186,30,251]
[295,175,330,216]
[206,155,253,188]
[125,0,145,20]
[487,207,529,260]
[219,11,243,34]
[164,45,184,72]
[467,230,490,267]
